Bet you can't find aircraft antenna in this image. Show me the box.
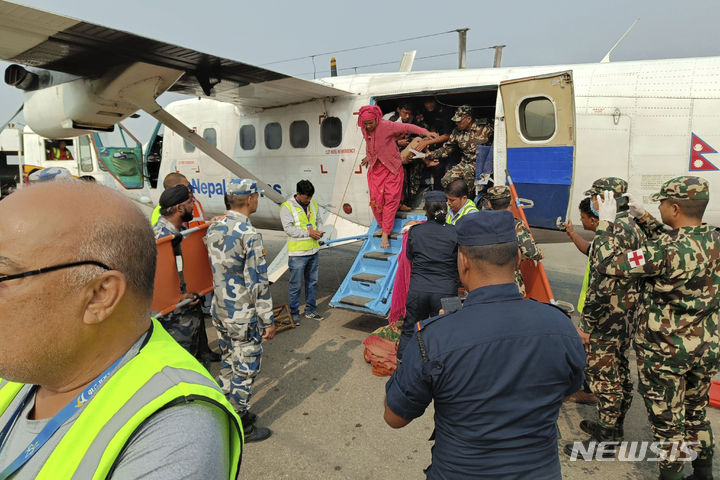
[492,45,506,68]
[600,19,639,63]
[456,28,469,69]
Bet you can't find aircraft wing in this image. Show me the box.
[0,1,351,108]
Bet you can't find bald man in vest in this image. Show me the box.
[0,181,242,478]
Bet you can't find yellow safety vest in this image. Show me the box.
[282,199,319,254]
[577,240,595,314]
[446,199,479,225]
[150,204,161,225]
[0,318,242,479]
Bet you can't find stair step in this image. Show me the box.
[351,273,385,283]
[363,251,394,261]
[339,295,374,307]
[372,231,401,240]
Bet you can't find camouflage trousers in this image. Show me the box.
[157,307,202,355]
[585,334,634,428]
[401,138,427,204]
[514,269,526,297]
[441,161,475,190]
[212,316,264,415]
[635,340,720,472]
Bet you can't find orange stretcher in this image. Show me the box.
[505,171,556,304]
[710,380,720,408]
[151,222,214,316]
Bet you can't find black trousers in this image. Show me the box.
[397,290,454,361]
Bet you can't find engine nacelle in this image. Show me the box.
[8,63,184,139]
[22,78,136,138]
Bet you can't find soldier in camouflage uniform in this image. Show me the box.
[205,178,276,443]
[593,176,720,480]
[486,185,543,297]
[425,105,493,190]
[564,178,646,457]
[152,185,203,355]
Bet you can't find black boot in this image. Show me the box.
[243,423,272,443]
[240,411,271,443]
[683,456,714,480]
[564,423,620,458]
[580,420,623,440]
[240,411,257,429]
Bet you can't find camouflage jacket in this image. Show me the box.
[425,119,493,165]
[152,215,179,239]
[593,213,720,357]
[204,210,274,328]
[580,212,645,336]
[516,219,543,261]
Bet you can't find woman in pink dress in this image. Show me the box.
[357,105,436,248]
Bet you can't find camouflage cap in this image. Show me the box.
[28,167,74,183]
[583,177,628,197]
[485,185,511,201]
[451,105,473,122]
[649,176,709,202]
[227,178,264,196]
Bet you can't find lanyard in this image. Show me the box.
[0,355,124,480]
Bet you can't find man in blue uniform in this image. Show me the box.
[384,210,586,479]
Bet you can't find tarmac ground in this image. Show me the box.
[204,227,720,479]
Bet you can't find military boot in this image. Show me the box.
[580,420,623,440]
[240,411,257,429]
[240,411,271,443]
[683,456,714,480]
[563,423,620,458]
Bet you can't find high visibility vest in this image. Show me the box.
[51,147,73,160]
[446,199,479,225]
[0,318,243,479]
[281,199,319,254]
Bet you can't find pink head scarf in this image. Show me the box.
[357,105,383,139]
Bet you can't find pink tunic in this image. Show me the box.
[364,120,426,174]
[363,120,426,234]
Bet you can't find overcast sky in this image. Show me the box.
[2,0,719,143]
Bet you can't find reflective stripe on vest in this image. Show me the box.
[577,240,595,314]
[282,199,319,253]
[0,319,242,479]
[446,200,479,225]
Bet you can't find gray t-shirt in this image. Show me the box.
[0,334,232,479]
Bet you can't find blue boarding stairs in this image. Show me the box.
[329,212,425,316]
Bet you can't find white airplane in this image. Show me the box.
[1,0,719,238]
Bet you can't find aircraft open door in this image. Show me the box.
[499,71,575,229]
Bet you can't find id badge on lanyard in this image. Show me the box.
[0,355,124,479]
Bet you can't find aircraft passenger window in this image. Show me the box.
[78,135,94,172]
[265,123,282,150]
[290,121,309,148]
[321,117,342,148]
[203,128,217,147]
[183,139,196,153]
[240,125,256,150]
[519,97,555,141]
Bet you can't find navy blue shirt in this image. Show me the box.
[406,221,458,294]
[385,284,585,480]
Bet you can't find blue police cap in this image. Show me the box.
[227,178,264,195]
[424,190,446,203]
[456,210,516,246]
